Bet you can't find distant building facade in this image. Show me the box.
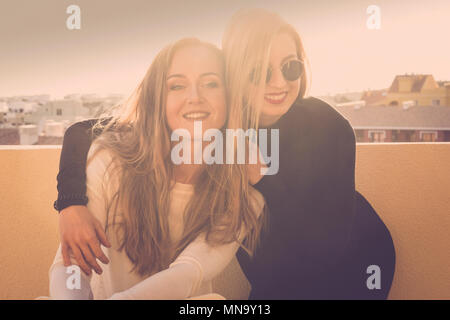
[0,93,124,145]
[331,74,450,143]
[0,128,20,144]
[335,104,450,142]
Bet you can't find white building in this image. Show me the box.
[18,125,39,145]
[42,120,65,137]
[25,99,89,124]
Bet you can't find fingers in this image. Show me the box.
[95,221,112,248]
[88,237,109,265]
[66,237,108,275]
[70,245,92,276]
[79,243,103,275]
[58,206,110,275]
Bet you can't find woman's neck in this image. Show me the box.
[172,163,205,185]
[170,139,210,184]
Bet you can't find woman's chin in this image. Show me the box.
[261,104,291,119]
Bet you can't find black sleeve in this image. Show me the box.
[53,118,111,212]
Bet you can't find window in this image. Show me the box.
[56,108,62,116]
[355,130,365,142]
[403,130,415,142]
[391,130,399,142]
[389,101,399,106]
[432,99,440,106]
[420,131,437,142]
[368,130,386,142]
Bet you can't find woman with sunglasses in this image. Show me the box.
[54,9,395,299]
[223,9,394,299]
[222,9,356,298]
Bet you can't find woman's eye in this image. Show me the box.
[169,84,185,91]
[203,81,219,88]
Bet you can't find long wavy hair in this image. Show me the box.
[88,38,264,277]
[222,8,311,130]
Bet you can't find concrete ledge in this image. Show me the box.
[0,143,449,299]
[355,143,450,299]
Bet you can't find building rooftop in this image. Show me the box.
[335,105,450,130]
[388,74,437,93]
[0,128,20,144]
[361,89,388,106]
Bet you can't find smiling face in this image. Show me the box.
[259,32,301,127]
[165,45,227,137]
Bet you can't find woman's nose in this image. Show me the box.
[267,68,286,88]
[187,85,203,104]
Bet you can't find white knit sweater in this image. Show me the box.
[49,143,264,300]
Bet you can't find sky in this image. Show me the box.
[1,0,449,99]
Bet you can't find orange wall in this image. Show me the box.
[355,143,450,299]
[0,144,449,299]
[0,147,60,299]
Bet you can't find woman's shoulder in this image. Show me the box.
[285,96,354,140]
[86,142,120,188]
[87,142,114,169]
[295,96,351,125]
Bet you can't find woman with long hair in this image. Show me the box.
[54,9,395,299]
[49,38,265,299]
[222,9,394,299]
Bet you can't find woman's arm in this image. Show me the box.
[55,119,102,211]
[49,142,112,299]
[108,233,241,300]
[55,118,112,275]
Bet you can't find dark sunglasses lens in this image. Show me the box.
[282,60,303,81]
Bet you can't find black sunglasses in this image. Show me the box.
[250,59,304,84]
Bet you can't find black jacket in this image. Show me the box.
[237,96,395,299]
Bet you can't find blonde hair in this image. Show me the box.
[90,38,264,276]
[222,8,311,130]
